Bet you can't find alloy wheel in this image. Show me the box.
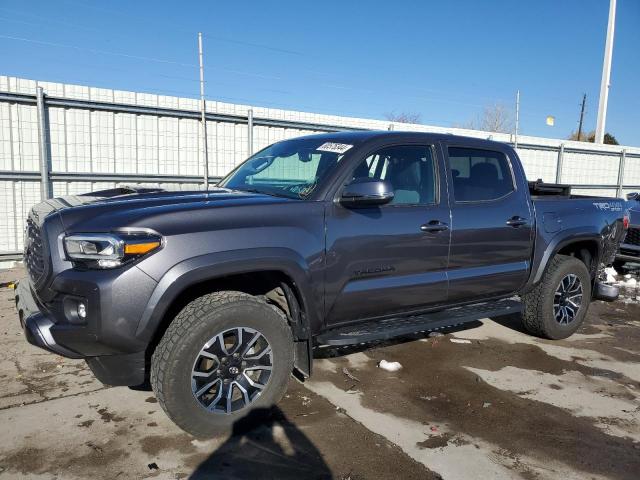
[191,327,273,414]
[553,274,583,325]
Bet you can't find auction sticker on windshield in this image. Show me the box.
[317,142,353,154]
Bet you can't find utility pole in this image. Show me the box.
[595,0,616,144]
[36,86,52,200]
[514,89,520,149]
[198,32,209,189]
[577,93,586,141]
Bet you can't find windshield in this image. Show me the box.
[219,138,354,199]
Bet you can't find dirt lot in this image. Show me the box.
[1,264,639,480]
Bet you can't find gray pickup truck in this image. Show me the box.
[15,131,628,436]
[614,193,639,271]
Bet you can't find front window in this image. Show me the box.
[220,138,354,199]
[349,145,437,205]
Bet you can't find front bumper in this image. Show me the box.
[16,281,82,358]
[616,243,640,263]
[15,276,150,386]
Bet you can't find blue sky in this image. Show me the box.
[1,0,638,145]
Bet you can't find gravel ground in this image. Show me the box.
[0,265,639,479]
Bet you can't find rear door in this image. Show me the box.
[444,143,534,302]
[324,143,451,326]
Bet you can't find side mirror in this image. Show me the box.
[627,192,639,201]
[340,178,394,207]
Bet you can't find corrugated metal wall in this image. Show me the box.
[1,75,639,257]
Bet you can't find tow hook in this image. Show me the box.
[593,281,619,302]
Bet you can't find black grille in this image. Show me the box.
[24,216,45,283]
[624,227,640,247]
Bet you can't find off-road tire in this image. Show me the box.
[150,291,294,437]
[521,255,591,340]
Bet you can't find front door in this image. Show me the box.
[324,143,451,326]
[444,144,534,302]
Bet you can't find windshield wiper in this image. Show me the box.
[236,187,294,199]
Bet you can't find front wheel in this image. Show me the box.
[150,291,294,437]
[521,255,591,340]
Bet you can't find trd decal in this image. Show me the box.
[593,201,623,212]
[353,265,396,277]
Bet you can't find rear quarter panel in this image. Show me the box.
[527,196,625,287]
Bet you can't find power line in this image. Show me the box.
[14,1,307,57]
[0,15,44,28]
[200,33,305,57]
[0,9,533,106]
[2,51,296,96]
[0,12,545,111]
[3,5,621,117]
[2,5,305,58]
[0,8,96,33]
[0,31,512,111]
[2,12,608,133]
[0,34,197,68]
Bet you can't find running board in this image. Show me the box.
[316,299,521,346]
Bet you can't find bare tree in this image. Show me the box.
[384,111,422,124]
[460,103,514,133]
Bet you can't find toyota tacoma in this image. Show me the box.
[613,192,639,271]
[15,131,628,436]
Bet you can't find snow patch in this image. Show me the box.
[378,360,402,372]
[604,267,618,283]
[603,268,639,303]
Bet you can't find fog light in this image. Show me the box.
[77,302,87,319]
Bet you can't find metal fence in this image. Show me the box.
[1,75,640,260]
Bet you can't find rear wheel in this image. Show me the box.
[522,255,591,339]
[150,291,294,437]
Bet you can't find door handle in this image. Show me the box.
[420,220,449,233]
[506,216,528,227]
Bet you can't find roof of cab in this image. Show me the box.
[293,130,510,149]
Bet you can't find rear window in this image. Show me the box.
[448,147,514,202]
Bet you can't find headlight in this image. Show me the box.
[64,233,161,269]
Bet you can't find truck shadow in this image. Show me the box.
[190,407,331,480]
[487,312,531,334]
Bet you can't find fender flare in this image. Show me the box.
[134,248,319,345]
[527,229,601,288]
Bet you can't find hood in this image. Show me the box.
[34,186,297,233]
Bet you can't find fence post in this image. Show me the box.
[247,108,254,156]
[555,143,565,184]
[617,149,626,197]
[35,86,52,200]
